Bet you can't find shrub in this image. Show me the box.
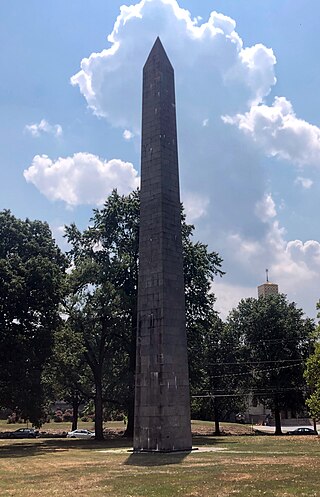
[53,409,63,422]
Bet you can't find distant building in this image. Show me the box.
[258,269,278,298]
[258,282,279,298]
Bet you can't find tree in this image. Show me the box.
[61,259,127,440]
[204,318,247,435]
[0,210,66,425]
[305,342,320,425]
[181,213,225,430]
[64,190,224,437]
[304,301,320,427]
[226,294,314,435]
[42,324,89,431]
[63,190,139,439]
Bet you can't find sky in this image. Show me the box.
[1,0,320,320]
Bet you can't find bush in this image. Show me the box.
[7,413,21,424]
[53,409,63,422]
[62,409,73,422]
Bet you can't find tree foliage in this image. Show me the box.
[304,301,320,422]
[227,294,315,434]
[42,323,89,430]
[62,190,223,436]
[0,210,66,425]
[305,342,320,421]
[204,317,247,434]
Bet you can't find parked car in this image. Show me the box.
[235,413,246,424]
[287,427,317,436]
[66,429,95,439]
[8,428,39,439]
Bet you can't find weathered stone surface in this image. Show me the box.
[133,37,192,452]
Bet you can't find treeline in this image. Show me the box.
[0,190,319,438]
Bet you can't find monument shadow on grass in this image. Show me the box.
[125,450,191,467]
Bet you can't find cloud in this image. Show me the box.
[123,129,135,140]
[25,119,63,137]
[213,280,256,320]
[24,153,139,206]
[223,96,320,167]
[50,224,70,251]
[70,0,277,239]
[215,213,320,320]
[295,176,313,189]
[254,194,277,223]
[68,0,319,319]
[71,0,276,133]
[183,191,210,222]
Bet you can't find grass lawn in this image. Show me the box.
[0,433,319,496]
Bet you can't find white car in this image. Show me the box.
[66,429,95,439]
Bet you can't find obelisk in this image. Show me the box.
[134,38,192,452]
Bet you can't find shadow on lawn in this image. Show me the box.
[0,435,237,461]
[0,437,132,459]
[192,435,238,446]
[124,435,236,467]
[125,450,191,467]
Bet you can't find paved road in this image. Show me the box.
[253,424,319,434]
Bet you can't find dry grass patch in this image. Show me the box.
[0,436,319,497]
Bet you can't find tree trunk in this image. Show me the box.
[94,376,104,440]
[71,392,80,431]
[313,418,318,434]
[274,406,282,435]
[124,398,134,438]
[213,398,221,436]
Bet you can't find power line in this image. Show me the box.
[207,363,304,379]
[192,386,307,399]
[206,359,304,366]
[205,336,312,347]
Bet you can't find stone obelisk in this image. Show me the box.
[133,38,192,452]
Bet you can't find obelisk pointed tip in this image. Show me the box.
[144,37,172,69]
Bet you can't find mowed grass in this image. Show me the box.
[0,434,319,497]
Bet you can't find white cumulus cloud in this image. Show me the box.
[255,193,277,223]
[123,129,134,140]
[70,0,276,133]
[295,176,313,189]
[25,119,63,138]
[67,0,320,320]
[69,0,278,241]
[223,96,320,167]
[216,220,320,320]
[183,191,210,222]
[24,153,139,206]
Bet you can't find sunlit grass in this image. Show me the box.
[0,419,123,433]
[0,435,319,496]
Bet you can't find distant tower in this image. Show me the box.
[133,38,192,452]
[258,269,279,298]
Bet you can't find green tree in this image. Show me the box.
[0,210,66,425]
[304,302,320,427]
[64,190,139,439]
[62,260,127,440]
[205,318,247,435]
[64,190,224,437]
[227,294,314,435]
[42,324,89,431]
[305,342,320,424]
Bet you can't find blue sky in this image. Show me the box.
[1,0,320,319]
